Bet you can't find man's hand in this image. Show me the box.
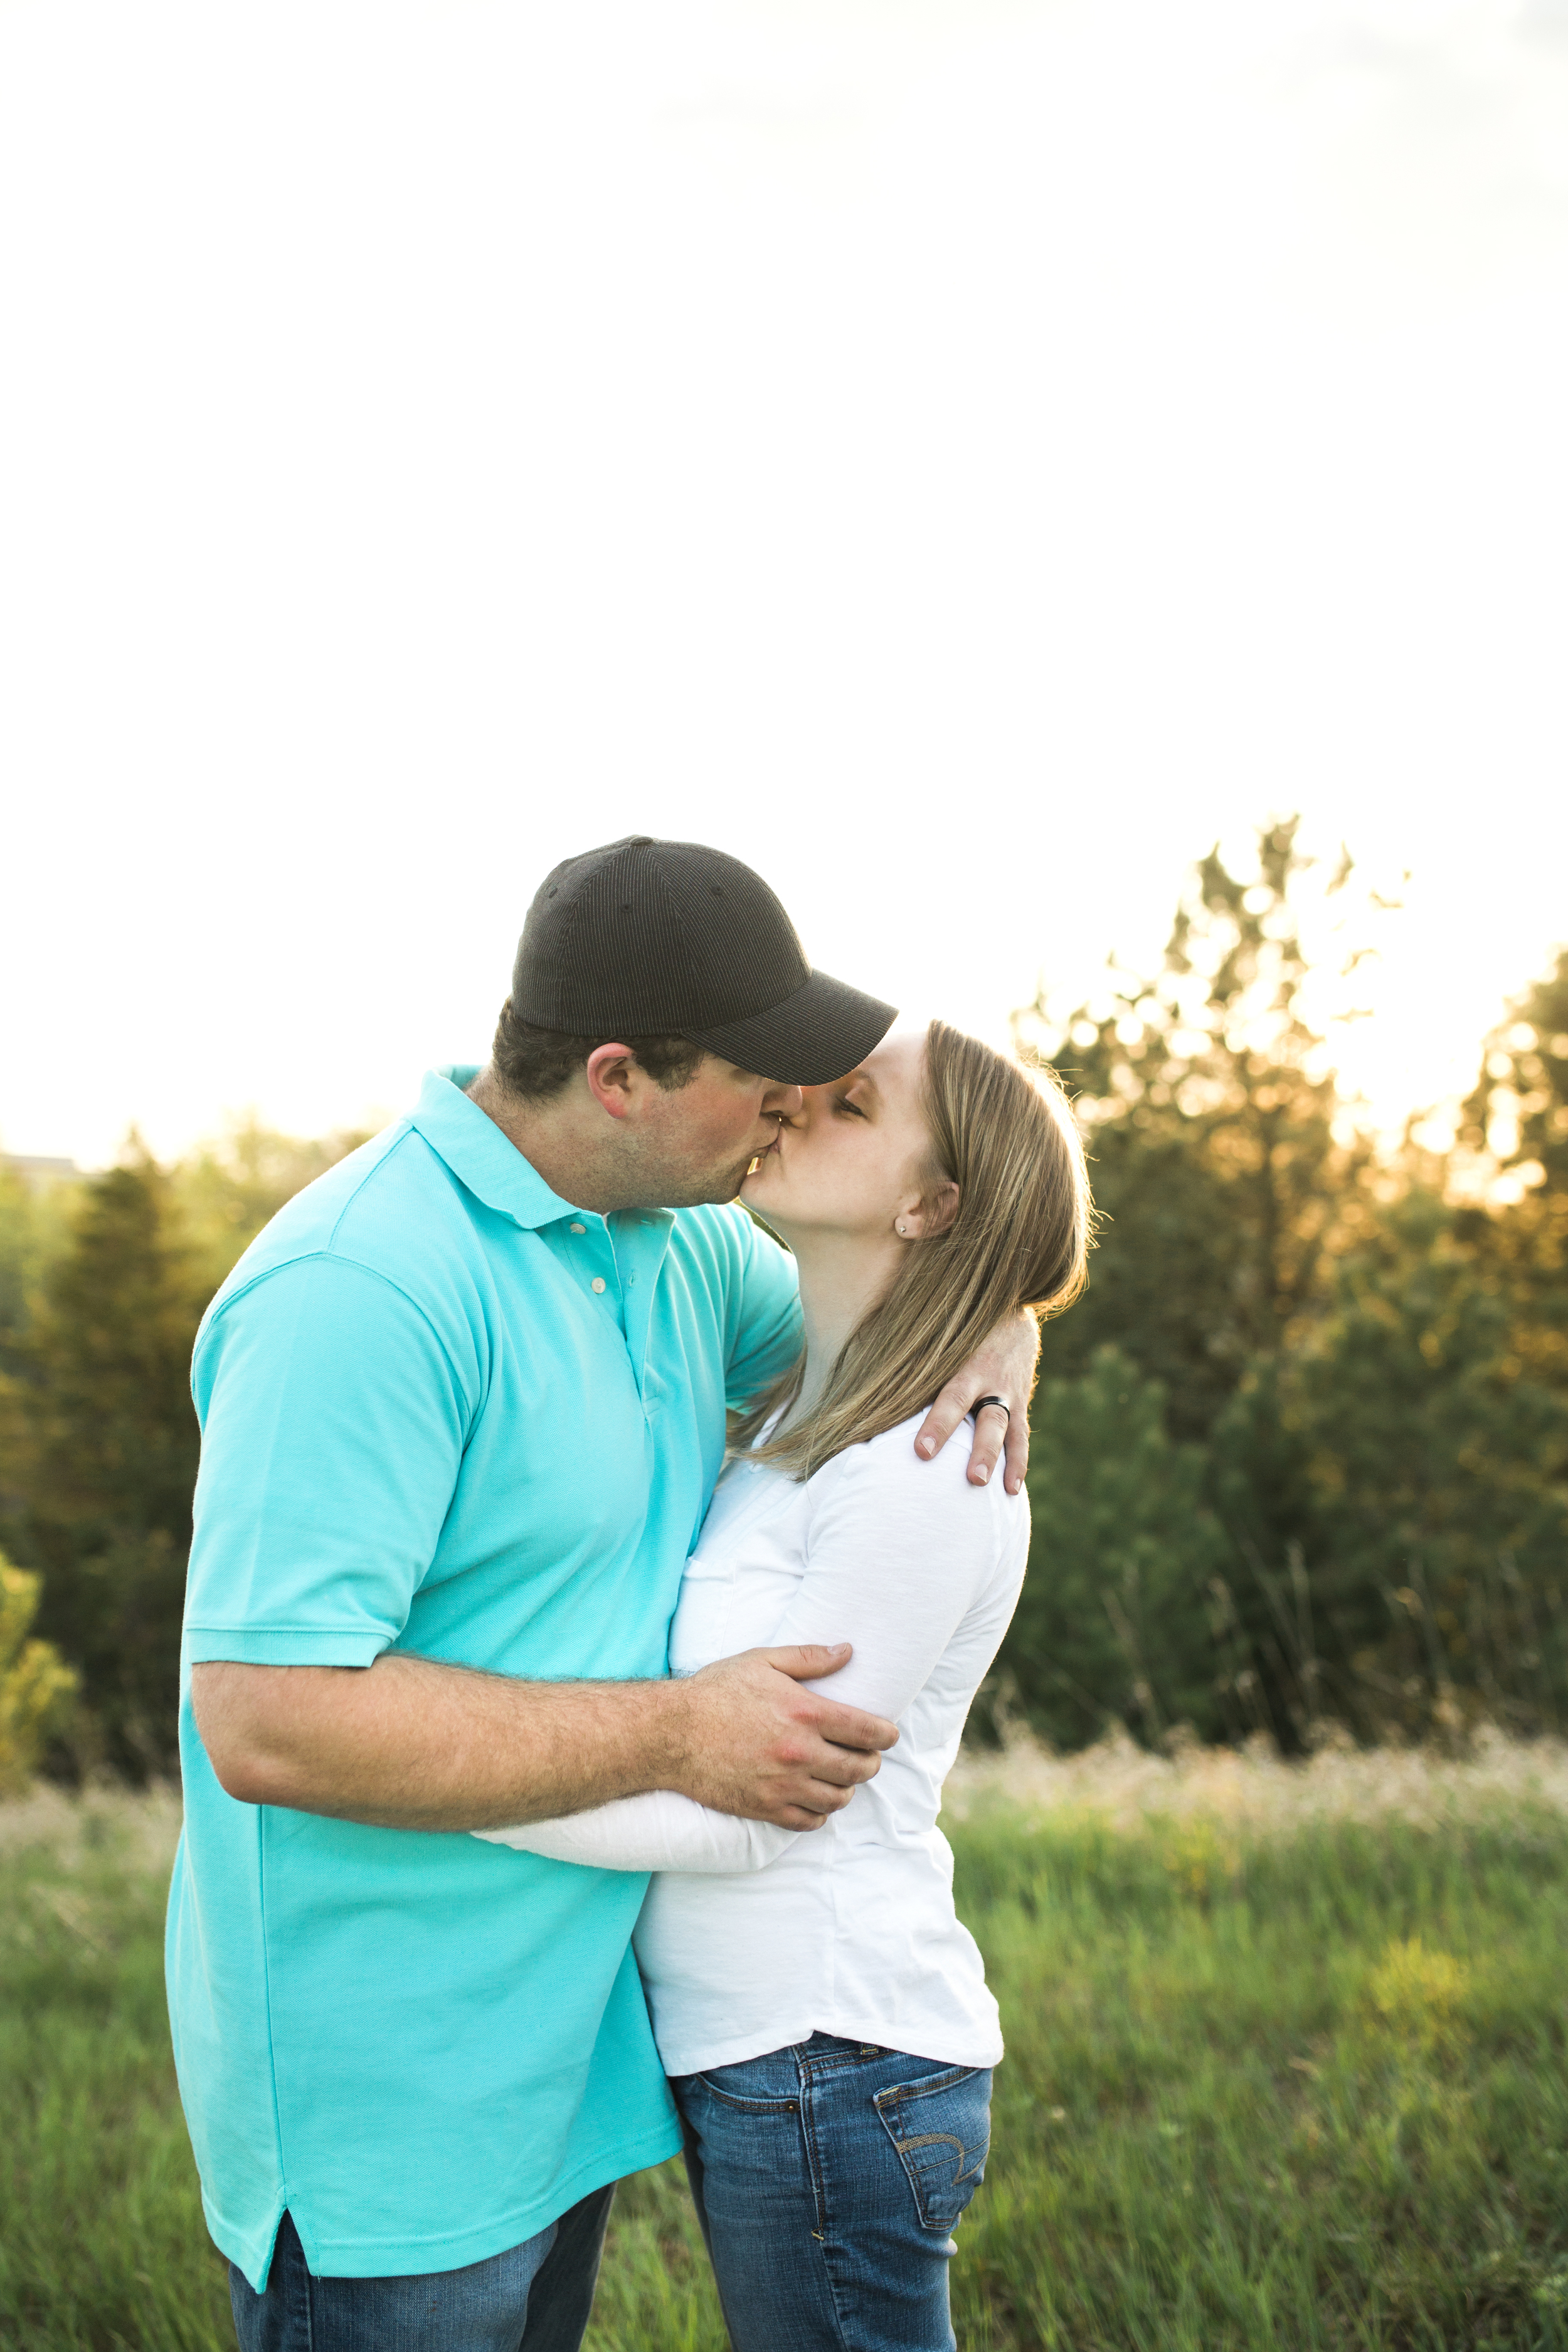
[191,1643,895,1835]
[914,1307,1041,1495]
[670,1644,899,1830]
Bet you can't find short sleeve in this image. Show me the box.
[185,1254,474,1666]
[724,1216,802,1409]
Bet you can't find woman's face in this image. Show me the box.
[739,1031,940,1244]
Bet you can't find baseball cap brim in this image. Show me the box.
[681,968,898,1086]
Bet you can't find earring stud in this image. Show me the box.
[896,1221,908,1235]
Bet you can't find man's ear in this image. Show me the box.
[900,1180,960,1240]
[585,1044,639,1121]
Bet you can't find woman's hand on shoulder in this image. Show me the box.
[913,1310,1039,1495]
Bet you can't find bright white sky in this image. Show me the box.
[3,0,1566,1168]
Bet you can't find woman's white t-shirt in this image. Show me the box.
[477,1409,1028,2078]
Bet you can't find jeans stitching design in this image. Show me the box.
[873,2064,978,2109]
[691,2075,800,2117]
[874,2071,992,2235]
[797,2053,854,2351]
[797,2040,884,2081]
[797,2053,832,2239]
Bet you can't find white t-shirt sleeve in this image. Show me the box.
[773,1424,1013,1722]
[474,1789,795,1874]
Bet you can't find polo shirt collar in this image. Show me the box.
[413,1067,586,1231]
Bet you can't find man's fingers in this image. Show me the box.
[765,1642,852,1682]
[770,1772,866,1827]
[759,1648,897,1749]
[802,1695,899,1754]
[799,1742,882,1787]
[967,1401,1010,1488]
[913,1379,969,1464]
[1003,1408,1030,1496]
[916,1385,1010,1488]
[914,1307,1040,1488]
[684,1648,896,1829]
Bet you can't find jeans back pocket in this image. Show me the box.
[874,2065,992,2232]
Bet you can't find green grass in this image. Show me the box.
[3,1788,1567,2350]
[950,1804,1568,2350]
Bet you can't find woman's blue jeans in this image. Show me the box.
[674,2034,993,2352]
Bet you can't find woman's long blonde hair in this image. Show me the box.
[731,1019,1093,1480]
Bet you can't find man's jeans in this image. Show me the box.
[674,2034,992,2352]
[228,2183,615,2352]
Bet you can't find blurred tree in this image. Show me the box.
[1213,1189,1568,1741]
[1,1123,372,1776]
[14,1148,207,1774]
[1459,949,1568,1397]
[1,1166,43,1370]
[1000,825,1568,1749]
[0,1161,77,1375]
[1005,1349,1236,1747]
[0,1168,41,1552]
[0,1168,79,1692]
[0,1550,78,1793]
[1465,948,1568,1200]
[1015,817,1378,1442]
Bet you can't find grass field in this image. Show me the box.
[4,1739,1568,2351]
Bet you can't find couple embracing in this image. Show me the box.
[169,834,1089,2352]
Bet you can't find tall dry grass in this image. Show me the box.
[945,1723,1568,1835]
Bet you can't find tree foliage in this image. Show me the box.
[1006,1348,1232,1749]
[1458,949,1568,1397]
[13,1152,206,1773]
[1015,818,1375,1441]
[0,1550,77,1793]
[998,824,1568,1750]
[0,1121,364,1775]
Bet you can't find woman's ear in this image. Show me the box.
[898,1181,960,1241]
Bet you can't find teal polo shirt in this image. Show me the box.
[166,1067,802,2290]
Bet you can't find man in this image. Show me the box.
[172,835,1038,2351]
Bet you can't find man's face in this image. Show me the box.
[623,1056,804,1209]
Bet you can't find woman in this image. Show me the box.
[479,1020,1089,2351]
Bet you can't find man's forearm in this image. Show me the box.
[191,1640,896,1833]
[193,1653,688,1831]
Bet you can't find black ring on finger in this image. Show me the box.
[973,1394,1010,1422]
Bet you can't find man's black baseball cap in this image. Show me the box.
[511,835,897,1086]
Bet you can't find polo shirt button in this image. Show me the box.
[591,1278,607,1293]
[569,1222,586,1234]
